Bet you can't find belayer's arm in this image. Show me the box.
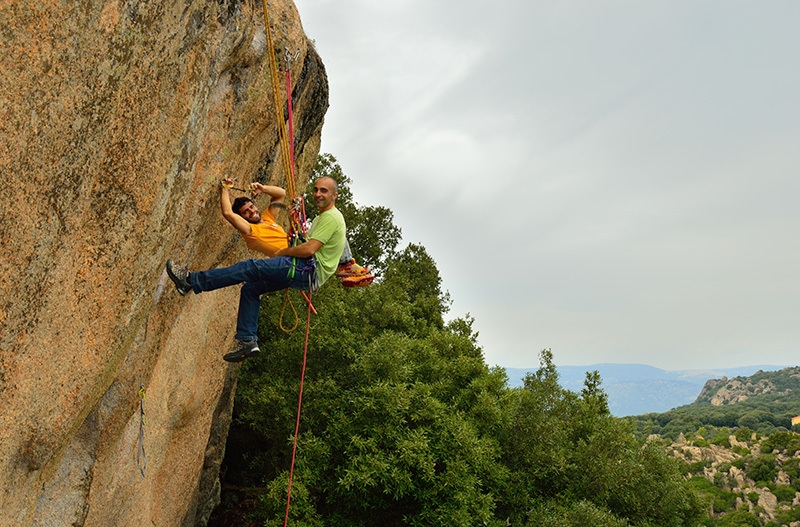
[275,239,323,258]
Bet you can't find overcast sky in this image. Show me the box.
[294,0,799,371]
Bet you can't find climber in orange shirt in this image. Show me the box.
[220,177,289,257]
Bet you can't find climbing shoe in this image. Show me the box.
[223,340,260,363]
[166,259,192,296]
[336,259,371,277]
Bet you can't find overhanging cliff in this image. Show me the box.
[0,0,327,525]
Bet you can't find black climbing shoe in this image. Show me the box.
[223,340,260,362]
[166,259,192,296]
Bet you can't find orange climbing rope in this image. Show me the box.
[262,0,305,240]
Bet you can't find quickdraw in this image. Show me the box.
[137,385,147,479]
[220,182,255,193]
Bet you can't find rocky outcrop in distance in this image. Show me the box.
[0,0,327,525]
[695,367,800,407]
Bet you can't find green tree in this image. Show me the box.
[738,409,776,430]
[772,485,796,503]
[776,503,800,525]
[716,509,761,527]
[747,455,778,485]
[382,243,450,330]
[497,350,703,527]
[232,249,507,527]
[686,476,738,515]
[762,430,800,455]
[525,500,628,527]
[735,427,755,442]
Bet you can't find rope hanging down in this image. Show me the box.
[261,3,316,525]
[284,46,307,245]
[284,292,313,527]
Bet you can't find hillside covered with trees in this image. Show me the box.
[208,155,799,527]
[628,367,800,526]
[630,367,800,441]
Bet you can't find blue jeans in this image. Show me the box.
[189,257,315,342]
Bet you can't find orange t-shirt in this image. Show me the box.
[241,210,289,257]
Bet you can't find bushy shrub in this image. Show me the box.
[775,503,800,525]
[717,509,761,527]
[686,477,737,514]
[732,445,750,456]
[738,410,776,430]
[687,461,707,474]
[711,435,731,448]
[524,500,628,527]
[762,430,800,455]
[747,455,778,485]
[735,427,755,442]
[772,485,796,503]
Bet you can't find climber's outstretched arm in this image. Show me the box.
[250,182,286,202]
[220,179,254,235]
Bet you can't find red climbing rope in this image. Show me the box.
[281,48,315,525]
[260,4,316,525]
[283,290,312,527]
[286,49,297,184]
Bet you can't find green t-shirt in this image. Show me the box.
[308,207,346,290]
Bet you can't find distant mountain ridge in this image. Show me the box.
[504,363,795,417]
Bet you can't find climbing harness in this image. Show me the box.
[137,385,147,479]
[286,255,315,280]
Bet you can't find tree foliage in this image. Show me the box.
[496,351,702,527]
[210,154,708,526]
[231,246,506,526]
[220,280,704,526]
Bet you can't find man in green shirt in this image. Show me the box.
[165,176,346,362]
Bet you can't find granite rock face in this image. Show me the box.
[0,0,327,525]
